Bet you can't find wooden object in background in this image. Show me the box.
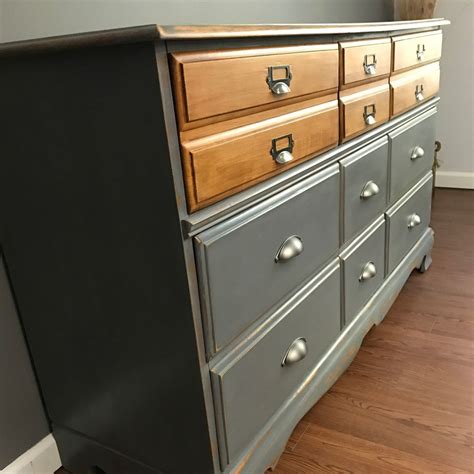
[395,0,437,20]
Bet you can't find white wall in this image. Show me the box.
[434,0,474,188]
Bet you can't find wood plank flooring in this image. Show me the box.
[272,188,474,473]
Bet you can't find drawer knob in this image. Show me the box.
[407,213,422,229]
[359,262,377,282]
[360,180,380,200]
[363,54,377,75]
[275,150,294,164]
[271,133,294,165]
[282,337,307,367]
[415,84,424,102]
[363,104,377,126]
[267,65,292,95]
[275,235,303,262]
[410,146,425,160]
[416,43,426,61]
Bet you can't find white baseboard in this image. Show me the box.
[435,171,474,189]
[1,435,61,474]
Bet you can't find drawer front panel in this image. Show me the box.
[393,31,443,72]
[340,80,390,141]
[195,165,340,352]
[211,260,340,465]
[386,172,433,273]
[391,62,440,117]
[341,218,385,326]
[389,110,436,203]
[341,138,388,242]
[182,96,339,212]
[171,44,339,125]
[341,38,391,85]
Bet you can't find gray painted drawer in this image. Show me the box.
[389,109,436,203]
[195,164,340,353]
[211,260,341,466]
[341,137,388,242]
[341,216,385,326]
[386,172,433,273]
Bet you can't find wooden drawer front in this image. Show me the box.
[391,62,440,117]
[195,165,340,353]
[340,38,391,86]
[386,172,432,274]
[389,110,436,203]
[341,217,385,326]
[211,260,340,466]
[182,96,339,212]
[393,31,442,72]
[341,137,388,242]
[340,79,390,141]
[171,44,338,127]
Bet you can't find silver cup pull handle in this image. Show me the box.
[363,54,377,75]
[275,150,294,164]
[360,180,380,200]
[359,262,377,282]
[267,65,292,95]
[410,146,425,160]
[282,337,307,367]
[407,213,422,229]
[363,104,377,126]
[275,235,303,262]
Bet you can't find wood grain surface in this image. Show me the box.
[271,188,474,474]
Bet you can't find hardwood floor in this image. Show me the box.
[272,188,474,473]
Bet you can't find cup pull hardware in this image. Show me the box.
[410,146,425,160]
[416,43,426,61]
[266,65,292,95]
[360,180,380,199]
[363,54,377,75]
[275,235,303,263]
[359,262,377,282]
[363,104,377,126]
[282,337,307,367]
[415,84,424,101]
[270,133,294,165]
[407,213,422,229]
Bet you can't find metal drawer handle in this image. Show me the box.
[363,54,377,75]
[270,133,294,165]
[363,104,377,126]
[407,213,422,229]
[360,180,380,200]
[359,262,377,282]
[410,146,425,160]
[415,84,424,102]
[282,337,307,367]
[416,43,426,61]
[267,65,292,95]
[275,235,303,262]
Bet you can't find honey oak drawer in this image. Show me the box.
[341,216,385,326]
[211,260,341,466]
[171,44,339,128]
[392,31,442,72]
[181,96,339,212]
[340,38,391,86]
[340,137,388,242]
[389,109,436,203]
[391,62,440,117]
[194,165,340,353]
[386,172,432,274]
[339,79,390,141]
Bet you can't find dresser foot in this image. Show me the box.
[417,254,432,273]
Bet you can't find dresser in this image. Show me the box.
[0,19,448,474]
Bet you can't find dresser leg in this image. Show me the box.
[417,254,432,273]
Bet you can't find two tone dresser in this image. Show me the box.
[0,19,448,474]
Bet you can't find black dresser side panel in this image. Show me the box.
[0,42,213,474]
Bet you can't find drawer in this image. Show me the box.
[389,110,436,203]
[181,95,339,212]
[390,62,440,117]
[341,137,388,242]
[341,217,385,326]
[340,79,390,142]
[211,260,341,466]
[170,44,339,128]
[195,165,340,353]
[340,38,391,86]
[386,172,433,274]
[393,31,443,72]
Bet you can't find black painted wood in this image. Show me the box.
[0,41,213,474]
